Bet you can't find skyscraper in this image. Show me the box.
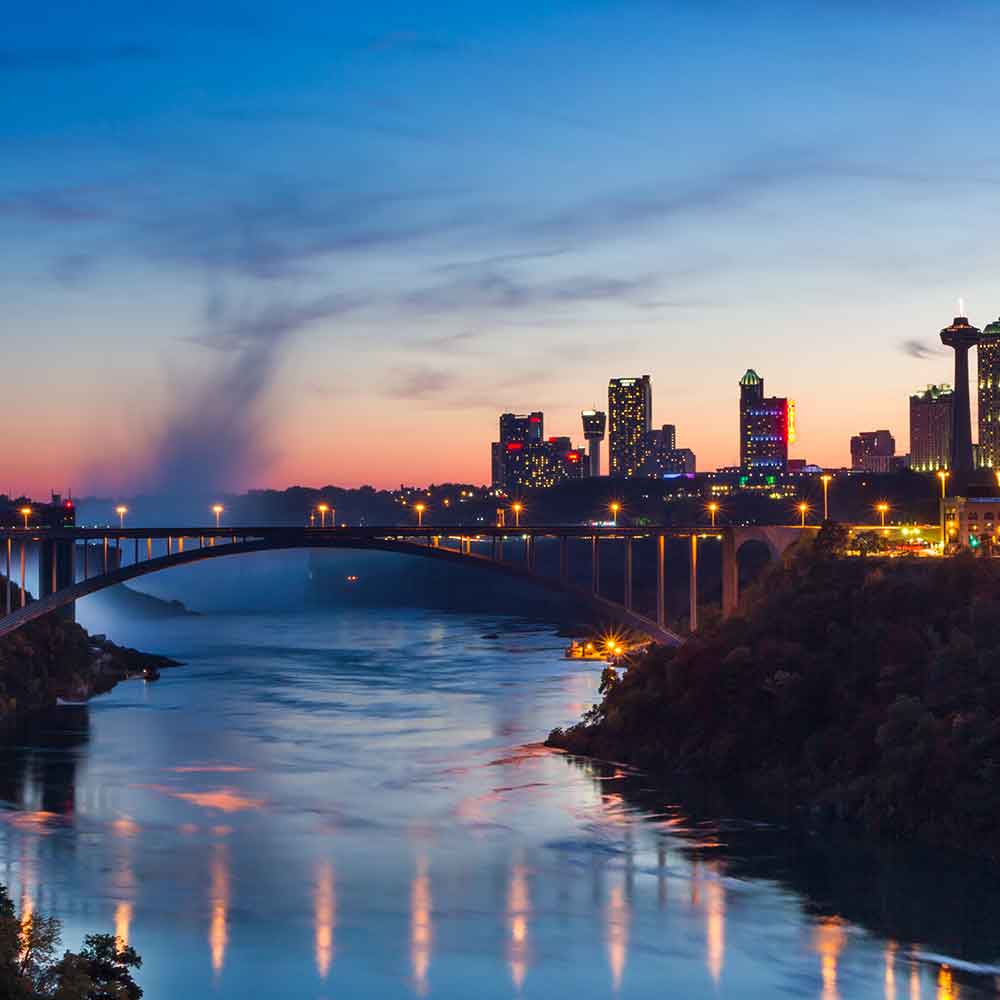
[940,314,981,484]
[909,384,953,472]
[608,376,651,478]
[739,370,789,473]
[491,412,544,489]
[581,410,607,477]
[979,316,1000,469]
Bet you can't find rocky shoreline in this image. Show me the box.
[0,613,180,726]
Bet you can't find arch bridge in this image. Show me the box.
[0,524,817,644]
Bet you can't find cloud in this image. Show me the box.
[0,44,159,72]
[900,338,947,359]
[400,269,659,314]
[383,366,458,400]
[51,252,98,284]
[0,186,110,224]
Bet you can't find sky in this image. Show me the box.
[4,0,1000,497]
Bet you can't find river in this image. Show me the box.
[0,553,998,998]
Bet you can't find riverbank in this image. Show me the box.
[547,525,1000,856]
[0,607,180,726]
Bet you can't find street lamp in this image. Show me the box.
[820,474,832,521]
[212,504,224,528]
[797,502,809,527]
[609,502,621,526]
[706,502,719,528]
[937,470,950,498]
[414,503,426,527]
[876,502,889,528]
[20,507,31,530]
[937,470,950,551]
[317,503,329,528]
[511,502,523,528]
[116,505,128,528]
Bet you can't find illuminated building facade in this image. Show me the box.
[850,430,896,473]
[978,317,1000,469]
[739,370,789,473]
[909,384,952,472]
[492,412,544,488]
[493,414,587,490]
[581,409,607,477]
[608,376,651,478]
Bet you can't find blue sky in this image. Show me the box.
[4,1,1000,495]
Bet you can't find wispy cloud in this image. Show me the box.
[900,338,947,360]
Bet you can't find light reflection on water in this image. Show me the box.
[0,605,997,998]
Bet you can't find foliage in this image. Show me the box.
[0,885,142,999]
[548,550,1000,854]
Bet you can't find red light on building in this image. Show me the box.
[506,442,523,451]
[567,452,580,461]
[64,500,74,508]
[529,416,541,423]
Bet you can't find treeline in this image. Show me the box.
[0,884,142,998]
[549,525,1000,854]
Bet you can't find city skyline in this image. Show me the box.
[6,3,1000,496]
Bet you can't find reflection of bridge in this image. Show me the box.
[0,524,818,643]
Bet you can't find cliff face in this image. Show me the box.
[548,534,1000,855]
[0,583,179,724]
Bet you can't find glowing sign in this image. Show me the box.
[506,442,523,451]
[786,399,797,444]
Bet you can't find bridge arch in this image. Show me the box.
[0,535,682,646]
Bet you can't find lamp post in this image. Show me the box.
[706,502,719,528]
[609,502,621,527]
[937,470,950,550]
[317,503,329,528]
[116,505,128,528]
[820,474,832,521]
[797,502,809,527]
[511,502,523,528]
[876,502,889,528]
[20,507,31,530]
[414,503,426,527]
[212,504,224,528]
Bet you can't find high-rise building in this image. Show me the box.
[940,315,981,485]
[850,430,896,473]
[739,370,789,473]
[909,384,953,472]
[581,410,607,477]
[979,316,1000,469]
[608,376,651,478]
[660,424,676,451]
[491,412,544,488]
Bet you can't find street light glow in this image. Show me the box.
[609,501,621,526]
[511,502,523,528]
[212,504,224,528]
[876,502,889,528]
[116,505,128,528]
[20,507,31,529]
[820,474,832,521]
[414,503,426,527]
[797,501,809,527]
[706,502,719,528]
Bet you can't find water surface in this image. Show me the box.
[1,593,997,998]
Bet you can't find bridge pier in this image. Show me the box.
[624,537,633,611]
[20,542,25,608]
[721,530,739,619]
[689,534,699,633]
[526,535,535,571]
[591,535,599,596]
[656,533,665,628]
[40,539,75,622]
[559,536,568,585]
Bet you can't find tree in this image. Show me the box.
[50,935,143,1000]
